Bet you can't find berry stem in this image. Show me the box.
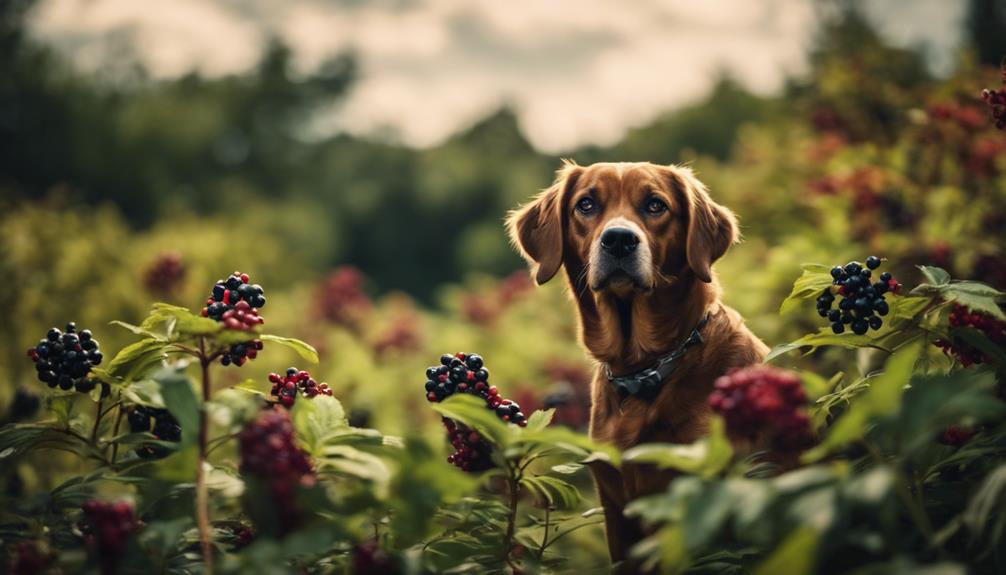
[502,462,521,570]
[196,337,215,574]
[90,396,105,443]
[537,505,551,560]
[110,405,124,462]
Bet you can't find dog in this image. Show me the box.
[507,161,769,563]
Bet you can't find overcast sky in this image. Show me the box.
[30,0,967,152]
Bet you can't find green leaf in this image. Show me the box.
[432,394,510,447]
[0,424,100,461]
[963,463,1006,546]
[942,281,1006,319]
[234,378,272,396]
[622,417,732,479]
[259,334,319,364]
[156,370,200,449]
[520,475,580,509]
[290,395,348,455]
[803,341,921,462]
[106,338,169,382]
[780,264,835,315]
[110,320,165,340]
[142,303,222,337]
[525,409,555,432]
[754,526,819,575]
[918,266,951,287]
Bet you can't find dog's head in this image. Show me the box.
[508,161,737,295]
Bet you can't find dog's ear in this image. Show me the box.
[673,165,738,283]
[507,162,581,285]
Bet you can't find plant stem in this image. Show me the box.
[90,396,105,443]
[196,337,214,574]
[538,505,551,560]
[110,405,124,462]
[503,462,521,572]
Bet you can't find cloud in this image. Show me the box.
[29,0,963,152]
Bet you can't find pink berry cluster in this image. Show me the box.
[79,500,141,570]
[981,66,1006,130]
[239,408,316,532]
[423,352,527,471]
[268,367,333,407]
[708,366,814,452]
[142,251,186,297]
[934,304,1006,367]
[314,266,372,329]
[6,541,53,575]
[201,271,266,367]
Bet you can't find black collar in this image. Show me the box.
[605,313,710,400]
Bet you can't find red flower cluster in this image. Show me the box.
[268,367,333,407]
[981,66,1006,129]
[934,304,1006,367]
[239,408,316,532]
[708,366,814,452]
[314,266,372,329]
[141,251,187,297]
[79,500,141,571]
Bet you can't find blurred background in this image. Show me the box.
[2,0,1005,439]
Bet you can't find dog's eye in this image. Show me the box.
[645,198,668,215]
[575,197,596,214]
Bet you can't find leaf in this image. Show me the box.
[953,329,1006,364]
[234,378,272,396]
[911,267,1004,319]
[432,394,510,447]
[318,445,391,483]
[259,334,319,364]
[622,417,732,479]
[803,342,921,462]
[291,395,348,455]
[754,526,819,575]
[525,409,555,432]
[142,303,221,337]
[110,320,165,340]
[0,424,98,461]
[520,475,580,509]
[779,264,835,315]
[963,463,1006,546]
[156,370,200,449]
[918,266,951,287]
[106,338,169,382]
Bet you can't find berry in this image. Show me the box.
[7,388,41,422]
[268,367,333,407]
[935,304,1006,367]
[142,251,187,297]
[7,540,54,575]
[352,539,399,575]
[421,352,528,472]
[938,425,976,446]
[239,408,316,533]
[27,324,101,394]
[128,406,182,459]
[865,256,881,270]
[708,366,814,452]
[981,65,1006,130]
[79,500,141,570]
[815,258,899,335]
[201,272,266,367]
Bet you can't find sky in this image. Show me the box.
[30,0,967,153]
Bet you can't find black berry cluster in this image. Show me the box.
[27,323,105,394]
[6,388,41,423]
[934,303,1006,367]
[268,367,333,408]
[128,406,182,459]
[708,366,814,452]
[239,408,316,533]
[201,272,266,367]
[981,66,1006,130]
[79,500,141,571]
[423,352,527,471]
[818,256,900,335]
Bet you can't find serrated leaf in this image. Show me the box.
[779,264,836,315]
[259,334,319,364]
[918,266,951,287]
[291,395,348,455]
[941,281,1006,319]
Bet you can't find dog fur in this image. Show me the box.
[507,161,769,563]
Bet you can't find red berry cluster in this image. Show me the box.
[79,500,141,569]
[981,66,1006,130]
[423,353,527,471]
[268,367,333,407]
[201,271,266,367]
[142,251,186,297]
[239,408,316,532]
[708,366,814,452]
[351,539,399,575]
[314,266,372,329]
[27,323,105,395]
[7,541,54,575]
[934,304,1006,367]
[938,425,976,447]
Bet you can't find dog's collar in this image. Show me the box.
[605,312,711,401]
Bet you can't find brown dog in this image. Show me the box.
[507,161,768,563]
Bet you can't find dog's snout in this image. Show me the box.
[600,227,640,258]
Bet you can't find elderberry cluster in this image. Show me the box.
[934,304,1006,367]
[708,366,814,452]
[201,271,266,367]
[239,408,316,532]
[128,406,182,459]
[268,367,333,408]
[423,352,527,471]
[27,323,104,394]
[79,500,141,568]
[982,66,1006,130]
[818,256,900,335]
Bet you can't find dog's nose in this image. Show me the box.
[600,227,640,258]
